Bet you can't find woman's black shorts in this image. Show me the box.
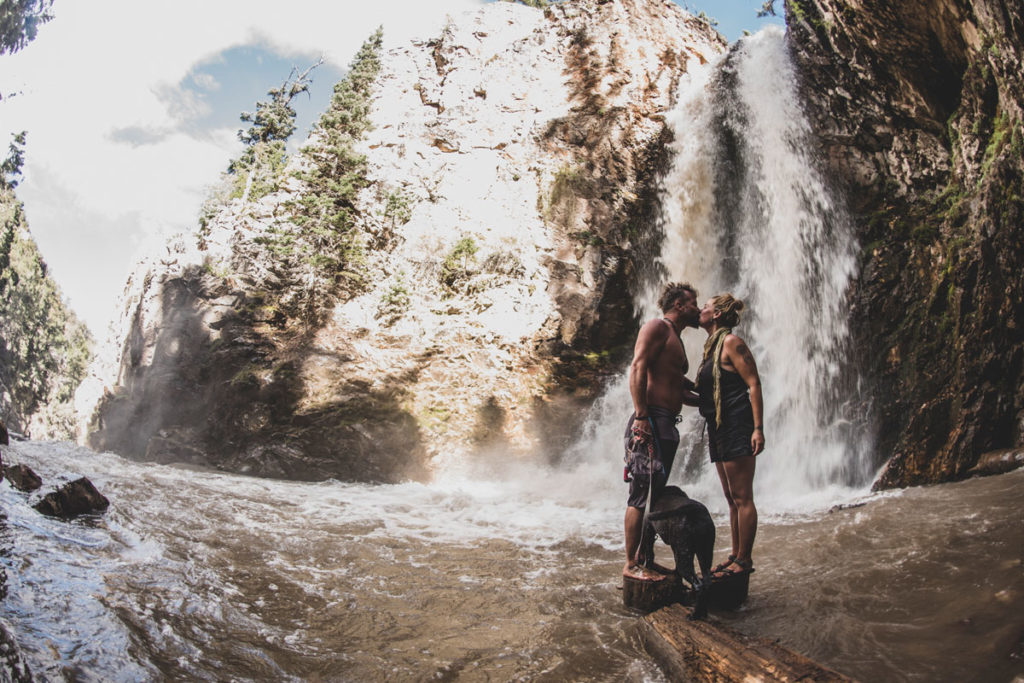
[707,399,754,463]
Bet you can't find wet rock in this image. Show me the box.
[4,464,42,492]
[967,448,1024,478]
[144,432,208,465]
[788,0,1024,488]
[33,477,110,518]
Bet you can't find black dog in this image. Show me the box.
[638,485,715,619]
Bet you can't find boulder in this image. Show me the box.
[967,448,1024,478]
[4,464,42,492]
[33,477,110,518]
[0,421,8,445]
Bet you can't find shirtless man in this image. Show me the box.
[623,282,700,579]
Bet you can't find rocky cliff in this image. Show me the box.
[786,0,1023,486]
[85,0,724,481]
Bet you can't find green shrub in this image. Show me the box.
[440,236,479,294]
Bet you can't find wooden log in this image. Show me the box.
[641,603,855,682]
[623,571,683,612]
[708,569,750,610]
[625,564,751,613]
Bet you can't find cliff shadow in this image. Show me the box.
[89,264,430,483]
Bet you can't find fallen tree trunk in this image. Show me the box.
[641,603,854,682]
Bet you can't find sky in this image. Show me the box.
[0,0,783,337]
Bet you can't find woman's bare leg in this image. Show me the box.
[722,456,757,567]
[714,461,739,571]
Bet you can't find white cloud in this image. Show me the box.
[191,72,221,92]
[0,0,484,334]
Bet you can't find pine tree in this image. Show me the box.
[0,0,53,55]
[288,27,383,277]
[0,188,93,435]
[231,59,323,204]
[0,131,26,189]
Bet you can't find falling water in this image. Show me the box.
[571,26,873,512]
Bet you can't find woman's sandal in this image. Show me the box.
[711,555,737,576]
[716,557,755,577]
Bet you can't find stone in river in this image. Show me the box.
[33,477,110,518]
[967,448,1024,478]
[4,464,42,492]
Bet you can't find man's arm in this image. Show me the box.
[680,375,699,407]
[629,320,668,425]
[724,335,764,455]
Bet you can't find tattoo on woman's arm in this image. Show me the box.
[736,343,756,367]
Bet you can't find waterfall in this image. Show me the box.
[567,27,873,513]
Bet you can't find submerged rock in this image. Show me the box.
[4,464,42,492]
[33,477,110,518]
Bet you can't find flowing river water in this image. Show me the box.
[2,442,1022,682]
[2,27,1022,682]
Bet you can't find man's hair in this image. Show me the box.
[658,282,697,313]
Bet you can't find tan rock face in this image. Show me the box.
[84,0,725,481]
[787,0,1024,487]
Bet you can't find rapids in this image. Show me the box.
[1,441,1022,681]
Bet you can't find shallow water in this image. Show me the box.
[2,440,1021,681]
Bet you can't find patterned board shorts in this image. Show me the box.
[624,406,680,509]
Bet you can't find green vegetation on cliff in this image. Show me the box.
[0,0,53,56]
[0,188,92,436]
[287,27,383,285]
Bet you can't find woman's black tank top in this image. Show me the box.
[696,355,750,420]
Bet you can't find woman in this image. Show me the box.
[696,294,764,576]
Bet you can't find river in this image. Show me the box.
[1,440,1022,681]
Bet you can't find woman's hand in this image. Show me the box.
[751,428,764,456]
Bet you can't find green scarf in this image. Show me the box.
[702,327,731,428]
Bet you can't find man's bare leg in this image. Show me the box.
[623,506,667,579]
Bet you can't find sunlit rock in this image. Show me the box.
[81,0,725,481]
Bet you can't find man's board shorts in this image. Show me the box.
[707,398,755,463]
[624,405,680,509]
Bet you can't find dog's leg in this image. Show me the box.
[689,519,716,620]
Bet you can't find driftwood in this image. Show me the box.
[641,603,854,682]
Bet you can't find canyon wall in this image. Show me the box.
[786,0,1023,487]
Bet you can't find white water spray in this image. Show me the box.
[567,27,872,513]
